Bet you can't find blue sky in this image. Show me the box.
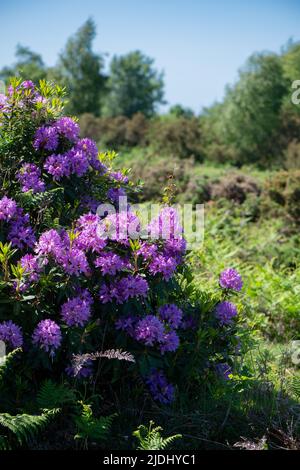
[1,0,299,112]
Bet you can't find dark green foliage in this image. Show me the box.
[74,402,116,448]
[52,18,106,116]
[0,409,59,449]
[103,50,165,118]
[133,421,182,450]
[37,380,76,410]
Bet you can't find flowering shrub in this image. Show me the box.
[0,79,244,423]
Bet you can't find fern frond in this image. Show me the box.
[0,348,22,386]
[133,420,182,450]
[37,380,76,410]
[289,375,300,400]
[74,401,116,445]
[0,409,60,447]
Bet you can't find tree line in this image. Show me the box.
[1,19,300,168]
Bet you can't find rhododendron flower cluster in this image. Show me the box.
[17,163,45,193]
[219,268,243,291]
[32,319,62,357]
[0,320,23,349]
[61,290,93,327]
[0,80,244,407]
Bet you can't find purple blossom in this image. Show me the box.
[219,268,243,292]
[98,211,140,245]
[159,330,180,354]
[7,208,36,249]
[68,148,89,177]
[75,213,106,253]
[57,247,90,277]
[44,153,71,180]
[21,80,35,89]
[135,315,165,346]
[107,187,127,204]
[158,304,183,329]
[61,290,93,327]
[109,171,129,184]
[33,125,59,152]
[32,319,62,356]
[99,275,149,304]
[20,254,41,282]
[17,163,45,193]
[148,207,183,241]
[94,252,129,275]
[0,196,17,221]
[137,242,158,261]
[55,117,79,142]
[146,369,175,404]
[0,321,23,349]
[74,138,105,172]
[215,301,238,326]
[35,229,63,257]
[148,254,178,281]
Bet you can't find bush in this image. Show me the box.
[0,78,244,448]
[79,112,149,149]
[148,117,203,161]
[264,171,300,224]
[211,173,261,204]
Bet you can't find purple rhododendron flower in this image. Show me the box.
[32,319,62,356]
[20,254,42,282]
[137,242,158,261]
[7,207,36,249]
[219,268,243,291]
[148,207,183,241]
[98,211,140,245]
[61,289,93,327]
[44,153,71,180]
[0,196,17,221]
[99,275,149,304]
[134,315,165,346]
[107,187,127,204]
[146,369,175,404]
[75,213,106,253]
[159,330,180,354]
[55,117,79,142]
[17,163,45,193]
[0,320,23,349]
[215,301,238,325]
[94,252,129,275]
[35,229,63,257]
[109,171,129,184]
[33,125,59,151]
[158,304,183,329]
[148,254,178,281]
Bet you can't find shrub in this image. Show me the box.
[79,112,149,149]
[264,171,300,224]
[0,78,244,447]
[211,173,261,204]
[148,117,203,161]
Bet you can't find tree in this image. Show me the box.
[0,44,46,84]
[103,50,165,118]
[53,18,106,115]
[206,53,288,166]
